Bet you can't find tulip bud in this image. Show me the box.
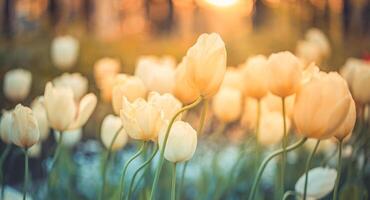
[305,28,330,58]
[293,72,352,139]
[11,104,40,148]
[212,87,242,123]
[148,92,182,121]
[352,66,370,104]
[332,98,356,140]
[0,110,13,143]
[31,97,50,141]
[258,111,291,146]
[221,67,244,92]
[184,33,227,98]
[51,35,79,70]
[340,58,369,90]
[241,55,269,99]
[158,121,197,163]
[112,74,147,115]
[266,51,303,97]
[101,115,128,150]
[296,40,323,65]
[94,57,121,89]
[120,97,164,141]
[173,58,200,104]
[53,73,88,101]
[3,69,32,102]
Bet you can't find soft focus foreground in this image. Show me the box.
[0,1,370,200]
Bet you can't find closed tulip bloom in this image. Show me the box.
[296,40,323,65]
[352,66,370,104]
[241,55,269,99]
[31,97,49,141]
[258,111,291,146]
[148,92,182,121]
[212,87,242,123]
[184,33,227,98]
[332,98,356,140]
[262,93,295,117]
[11,104,40,148]
[44,82,97,131]
[158,121,197,163]
[51,35,79,70]
[112,74,147,115]
[221,67,245,92]
[305,28,330,58]
[3,69,32,102]
[28,143,42,158]
[293,72,352,139]
[0,110,13,143]
[266,51,303,97]
[54,129,82,147]
[173,59,200,104]
[101,115,128,150]
[94,57,121,89]
[53,73,88,101]
[120,97,164,141]
[340,58,369,90]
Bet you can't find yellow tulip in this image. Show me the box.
[212,87,242,123]
[94,57,121,89]
[31,97,50,141]
[332,98,356,140]
[262,93,295,117]
[53,73,88,101]
[173,58,200,104]
[221,67,245,92]
[352,66,370,104]
[148,92,182,121]
[258,111,291,146]
[101,115,128,151]
[241,55,269,99]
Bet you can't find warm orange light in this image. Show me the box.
[204,0,239,7]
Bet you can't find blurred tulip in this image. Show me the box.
[101,115,128,150]
[241,97,267,129]
[54,129,82,147]
[1,186,33,200]
[31,97,49,141]
[11,104,40,148]
[266,51,303,97]
[340,58,369,90]
[28,143,42,158]
[94,57,121,89]
[293,72,352,139]
[212,87,242,123]
[241,55,269,99]
[305,28,330,58]
[112,74,147,115]
[262,93,295,117]
[304,138,336,155]
[0,110,13,143]
[148,92,182,121]
[352,66,370,104]
[158,121,197,163]
[51,35,79,70]
[332,98,356,140]
[135,55,176,94]
[221,67,245,92]
[295,167,337,199]
[296,40,323,65]
[53,73,88,101]
[183,33,227,98]
[44,82,97,131]
[173,58,200,104]
[120,97,164,141]
[3,69,32,102]
[258,111,291,146]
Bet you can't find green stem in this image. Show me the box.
[303,140,320,200]
[126,144,159,200]
[49,131,64,172]
[0,143,11,199]
[100,127,123,200]
[119,142,146,200]
[150,97,202,200]
[255,100,262,173]
[333,140,343,200]
[23,148,29,200]
[248,137,307,200]
[171,163,177,200]
[280,97,287,198]
[177,162,188,200]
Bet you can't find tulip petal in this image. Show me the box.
[68,93,97,130]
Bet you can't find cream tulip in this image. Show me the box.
[158,121,197,163]
[352,66,370,104]
[31,97,50,141]
[173,58,200,104]
[305,28,330,58]
[221,67,244,92]
[54,129,82,147]
[293,72,352,139]
[262,93,295,117]
[212,87,242,123]
[0,110,13,143]
[183,33,227,98]
[28,143,42,158]
[120,97,164,141]
[11,104,40,148]
[51,35,79,70]
[112,74,147,115]
[101,115,128,150]
[332,98,356,140]
[94,57,121,89]
[3,69,32,102]
[296,40,323,65]
[258,111,291,146]
[44,82,97,131]
[148,92,182,121]
[266,51,303,97]
[340,58,369,90]
[241,55,269,99]
[53,73,88,101]
[241,97,267,129]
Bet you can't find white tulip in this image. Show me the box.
[101,115,128,151]
[3,69,32,102]
[148,92,182,121]
[53,73,88,101]
[51,35,79,70]
[31,97,49,141]
[0,110,13,143]
[28,143,42,158]
[212,87,242,123]
[54,129,82,147]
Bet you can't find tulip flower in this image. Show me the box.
[305,28,330,58]
[266,51,303,97]
[3,69,32,102]
[101,115,128,150]
[332,98,356,141]
[352,66,370,104]
[44,82,97,132]
[173,58,200,104]
[0,110,13,144]
[31,97,50,141]
[296,40,324,66]
[28,143,42,158]
[51,35,79,70]
[241,97,267,129]
[258,112,290,146]
[183,33,227,99]
[135,55,176,94]
[293,72,353,139]
[295,167,337,199]
[148,92,182,121]
[262,93,295,117]
[212,87,242,123]
[53,73,88,101]
[241,55,269,99]
[94,57,121,89]
[112,74,147,115]
[54,129,82,147]
[221,67,245,92]
[340,58,369,90]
